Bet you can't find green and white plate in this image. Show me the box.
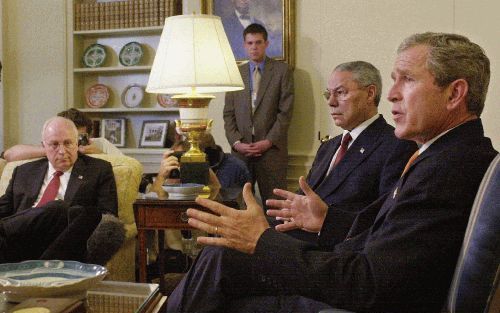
[119,42,143,66]
[82,43,107,68]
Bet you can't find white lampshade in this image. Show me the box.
[146,14,244,95]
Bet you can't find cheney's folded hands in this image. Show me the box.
[187,183,269,254]
[266,176,328,233]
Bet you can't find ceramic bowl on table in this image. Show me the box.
[0,260,107,302]
[162,183,204,200]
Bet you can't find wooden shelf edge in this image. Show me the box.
[121,148,167,154]
[74,65,152,73]
[74,26,164,37]
[79,107,179,113]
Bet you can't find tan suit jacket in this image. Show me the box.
[223,57,294,203]
[224,57,294,150]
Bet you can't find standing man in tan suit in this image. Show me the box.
[223,23,294,207]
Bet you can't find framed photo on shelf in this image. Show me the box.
[102,118,126,148]
[139,120,170,148]
[201,0,295,66]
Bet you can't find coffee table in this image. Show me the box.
[0,281,166,313]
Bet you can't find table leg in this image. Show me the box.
[158,229,165,294]
[138,228,147,283]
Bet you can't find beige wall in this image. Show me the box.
[3,0,66,147]
[3,0,499,175]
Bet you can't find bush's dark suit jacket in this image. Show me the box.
[252,119,497,313]
[303,115,417,241]
[224,57,294,202]
[0,154,117,220]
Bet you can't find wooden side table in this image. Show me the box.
[133,198,237,294]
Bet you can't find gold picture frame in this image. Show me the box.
[201,0,295,67]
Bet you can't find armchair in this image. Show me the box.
[0,154,143,282]
[319,154,500,313]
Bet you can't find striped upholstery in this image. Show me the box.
[446,154,500,313]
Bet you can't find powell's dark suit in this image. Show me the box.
[301,115,417,242]
[167,119,497,313]
[0,154,117,262]
[224,57,294,205]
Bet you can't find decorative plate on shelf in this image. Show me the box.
[157,94,178,108]
[0,260,107,302]
[85,84,110,108]
[119,42,144,66]
[82,43,107,68]
[121,84,144,108]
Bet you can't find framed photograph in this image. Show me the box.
[202,0,295,66]
[101,118,126,147]
[139,120,170,148]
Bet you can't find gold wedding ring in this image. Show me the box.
[214,226,218,235]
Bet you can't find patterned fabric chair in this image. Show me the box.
[0,154,143,282]
[319,154,500,313]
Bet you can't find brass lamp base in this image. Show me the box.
[173,93,215,194]
[173,94,214,162]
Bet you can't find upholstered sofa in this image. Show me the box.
[0,154,143,282]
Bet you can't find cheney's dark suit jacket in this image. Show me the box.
[224,57,294,203]
[0,153,117,219]
[303,115,417,241]
[252,119,497,313]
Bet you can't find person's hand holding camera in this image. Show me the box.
[157,150,181,181]
[150,150,181,198]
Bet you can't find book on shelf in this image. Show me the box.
[139,0,145,27]
[134,0,140,28]
[88,2,95,30]
[169,0,175,16]
[159,0,166,24]
[98,2,104,30]
[119,1,125,28]
[153,0,159,26]
[94,2,100,30]
[74,3,81,31]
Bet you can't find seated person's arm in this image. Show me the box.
[208,169,221,199]
[2,144,45,162]
[83,137,123,156]
[78,142,104,155]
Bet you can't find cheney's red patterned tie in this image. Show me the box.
[36,171,63,207]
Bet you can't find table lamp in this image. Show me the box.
[146,14,244,186]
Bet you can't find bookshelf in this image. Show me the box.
[66,0,181,172]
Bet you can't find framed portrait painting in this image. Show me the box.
[101,118,126,147]
[202,0,295,66]
[139,120,170,148]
